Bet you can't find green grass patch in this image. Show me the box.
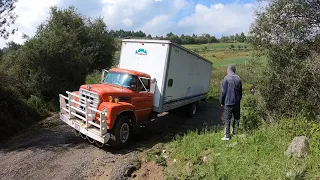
[183,43,252,51]
[159,120,320,179]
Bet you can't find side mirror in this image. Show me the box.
[101,69,108,83]
[150,78,157,94]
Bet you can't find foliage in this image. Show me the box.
[109,29,146,38]
[0,72,41,141]
[1,6,116,102]
[249,0,320,118]
[169,35,182,44]
[0,0,18,39]
[85,70,101,84]
[240,94,266,131]
[0,6,117,140]
[113,29,247,44]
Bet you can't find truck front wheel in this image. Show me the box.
[109,115,131,149]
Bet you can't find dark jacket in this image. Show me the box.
[219,72,242,106]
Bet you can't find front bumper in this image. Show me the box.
[59,91,110,144]
[59,112,110,144]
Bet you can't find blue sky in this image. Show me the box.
[1,0,259,47]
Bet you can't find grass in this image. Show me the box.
[147,121,320,179]
[182,43,255,68]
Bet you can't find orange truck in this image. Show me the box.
[59,39,212,148]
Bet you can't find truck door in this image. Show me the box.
[131,77,153,121]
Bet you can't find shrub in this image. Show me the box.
[26,95,49,116]
[85,70,102,84]
[240,94,266,131]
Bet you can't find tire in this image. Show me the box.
[109,115,131,149]
[186,102,198,118]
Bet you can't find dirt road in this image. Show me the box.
[0,101,222,180]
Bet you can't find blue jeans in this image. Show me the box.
[223,103,240,138]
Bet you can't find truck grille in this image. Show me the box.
[79,89,100,109]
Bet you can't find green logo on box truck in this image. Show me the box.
[135,48,147,55]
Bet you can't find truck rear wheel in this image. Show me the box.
[109,115,131,149]
[186,102,198,118]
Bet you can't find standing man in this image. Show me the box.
[220,64,242,140]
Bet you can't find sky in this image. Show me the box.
[0,0,261,48]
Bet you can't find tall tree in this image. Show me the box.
[250,0,320,117]
[0,0,18,39]
[239,32,246,42]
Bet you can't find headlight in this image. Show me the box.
[114,97,119,103]
[108,96,113,102]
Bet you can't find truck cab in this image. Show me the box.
[59,68,156,148]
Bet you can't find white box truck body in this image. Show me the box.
[118,39,213,113]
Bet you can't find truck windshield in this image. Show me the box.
[103,71,137,89]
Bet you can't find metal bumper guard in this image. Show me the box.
[59,91,110,144]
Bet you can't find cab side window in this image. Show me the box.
[138,78,150,92]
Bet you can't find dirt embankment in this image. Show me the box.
[0,102,222,180]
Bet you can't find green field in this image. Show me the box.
[182,43,253,67]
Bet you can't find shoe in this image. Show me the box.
[221,136,230,141]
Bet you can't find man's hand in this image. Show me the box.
[221,104,224,107]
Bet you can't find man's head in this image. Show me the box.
[227,64,236,75]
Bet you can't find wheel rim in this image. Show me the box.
[192,103,197,115]
[120,123,130,143]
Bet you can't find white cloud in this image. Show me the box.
[101,0,190,35]
[122,18,133,27]
[177,3,256,36]
[140,15,172,35]
[0,0,60,48]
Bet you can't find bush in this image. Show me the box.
[26,95,49,116]
[240,94,266,131]
[85,70,101,84]
[0,86,41,141]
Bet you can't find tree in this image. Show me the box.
[181,35,195,44]
[229,35,235,42]
[249,0,320,118]
[235,33,240,42]
[210,36,218,43]
[169,35,181,44]
[239,32,246,42]
[0,0,18,39]
[166,32,174,38]
[220,36,230,42]
[1,6,117,101]
[196,35,207,44]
